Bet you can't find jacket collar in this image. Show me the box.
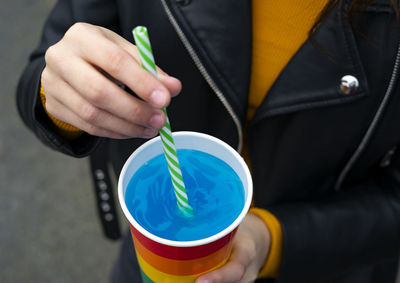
[251,0,370,123]
[163,0,252,126]
[163,0,372,125]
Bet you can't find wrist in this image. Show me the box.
[39,85,83,139]
[249,208,283,278]
[245,213,271,272]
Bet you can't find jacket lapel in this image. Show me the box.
[163,0,370,127]
[251,0,369,124]
[163,0,252,125]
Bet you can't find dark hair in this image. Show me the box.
[310,0,400,37]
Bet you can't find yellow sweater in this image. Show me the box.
[246,0,328,278]
[40,0,328,278]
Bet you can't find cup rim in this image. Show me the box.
[118,131,253,247]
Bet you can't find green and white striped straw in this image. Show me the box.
[133,26,194,217]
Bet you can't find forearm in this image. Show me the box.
[249,208,283,279]
[39,85,84,139]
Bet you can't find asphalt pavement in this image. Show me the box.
[1,1,121,282]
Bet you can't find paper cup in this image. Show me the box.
[118,131,253,282]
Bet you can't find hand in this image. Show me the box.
[196,213,271,283]
[41,23,182,139]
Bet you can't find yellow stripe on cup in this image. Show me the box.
[132,234,233,276]
[136,248,229,283]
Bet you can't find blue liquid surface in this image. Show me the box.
[125,149,244,241]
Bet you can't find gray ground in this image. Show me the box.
[0,1,121,282]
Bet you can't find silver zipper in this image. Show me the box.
[334,39,400,191]
[160,0,243,152]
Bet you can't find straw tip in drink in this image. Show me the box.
[179,205,194,218]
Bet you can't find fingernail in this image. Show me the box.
[150,89,167,107]
[143,128,158,138]
[149,113,165,128]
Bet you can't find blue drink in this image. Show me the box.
[125,149,244,241]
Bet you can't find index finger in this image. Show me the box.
[99,26,182,97]
[71,24,170,108]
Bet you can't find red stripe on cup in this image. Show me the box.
[130,225,237,260]
[133,234,233,275]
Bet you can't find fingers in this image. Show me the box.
[42,68,159,139]
[46,52,166,128]
[97,26,182,97]
[157,69,182,97]
[66,23,177,108]
[196,238,258,283]
[195,214,271,283]
[42,22,182,139]
[44,94,128,139]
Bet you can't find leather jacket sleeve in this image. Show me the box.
[16,0,119,157]
[269,150,400,282]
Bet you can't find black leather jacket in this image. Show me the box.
[17,0,400,282]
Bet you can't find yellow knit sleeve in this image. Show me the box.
[248,207,283,278]
[39,85,84,139]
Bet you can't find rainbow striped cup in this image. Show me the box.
[118,132,253,283]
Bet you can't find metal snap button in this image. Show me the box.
[340,75,359,95]
[97,180,107,190]
[176,0,191,6]
[104,213,114,221]
[101,202,111,212]
[99,191,110,201]
[94,169,105,180]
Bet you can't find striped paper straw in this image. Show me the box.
[133,26,194,217]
